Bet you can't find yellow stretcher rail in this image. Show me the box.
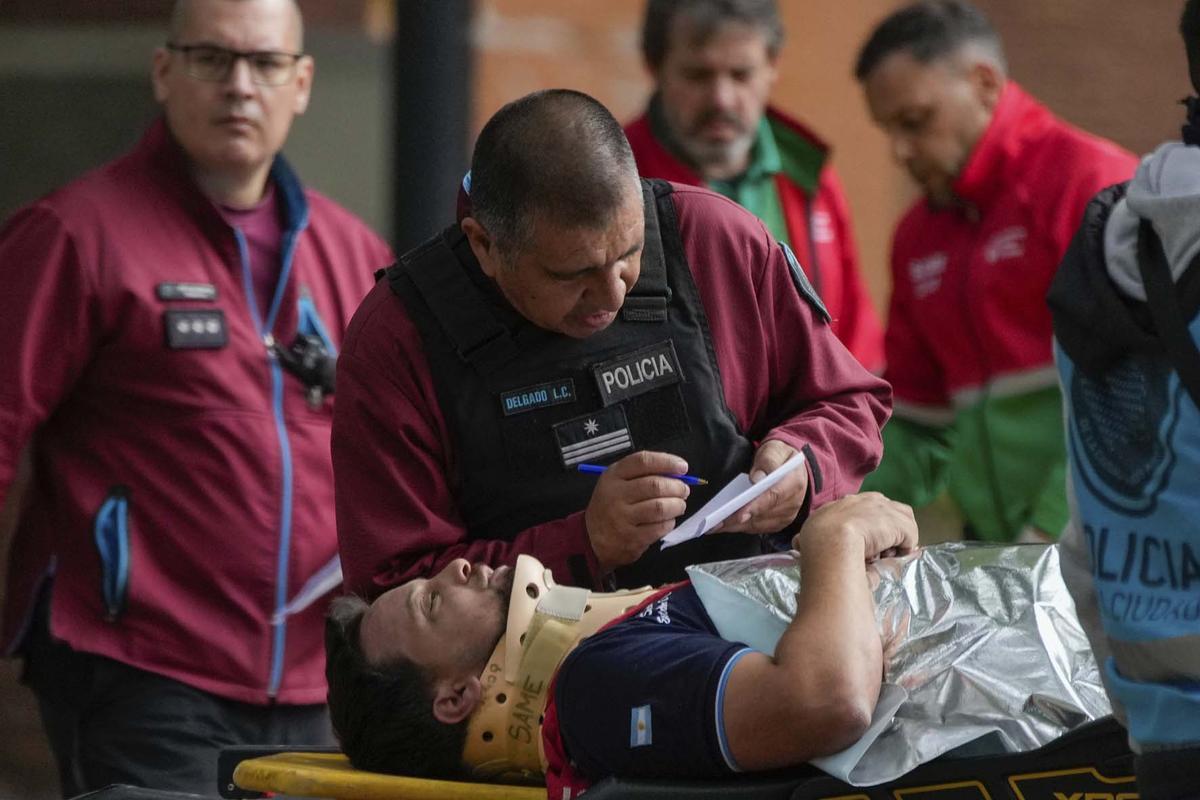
[232,752,544,800]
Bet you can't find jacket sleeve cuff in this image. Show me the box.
[561,511,611,591]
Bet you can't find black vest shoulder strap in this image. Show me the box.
[1137,220,1200,409]
[386,227,520,375]
[622,179,675,323]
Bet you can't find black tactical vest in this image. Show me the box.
[388,179,761,587]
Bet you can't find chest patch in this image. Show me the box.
[908,252,948,299]
[812,210,836,244]
[163,309,227,349]
[156,282,217,301]
[553,405,633,468]
[592,340,682,407]
[984,226,1027,264]
[499,379,577,416]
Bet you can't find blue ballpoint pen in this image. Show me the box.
[576,462,709,486]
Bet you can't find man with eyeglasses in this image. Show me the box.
[0,0,392,795]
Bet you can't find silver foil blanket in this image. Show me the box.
[687,543,1112,786]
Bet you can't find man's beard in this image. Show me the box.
[672,108,755,176]
[480,575,515,659]
[681,132,755,175]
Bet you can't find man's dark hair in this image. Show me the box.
[854,0,1005,81]
[469,89,639,256]
[1183,0,1200,94]
[325,595,468,778]
[641,0,784,69]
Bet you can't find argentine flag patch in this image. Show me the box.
[629,704,653,748]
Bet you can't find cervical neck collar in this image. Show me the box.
[461,555,658,782]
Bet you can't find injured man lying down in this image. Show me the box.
[324,494,1110,796]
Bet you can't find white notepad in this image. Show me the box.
[660,451,807,549]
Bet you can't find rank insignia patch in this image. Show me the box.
[163,309,227,349]
[553,405,633,468]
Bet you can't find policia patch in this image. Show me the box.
[592,340,683,407]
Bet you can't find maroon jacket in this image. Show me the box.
[0,120,393,704]
[333,184,890,598]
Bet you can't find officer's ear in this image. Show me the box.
[431,674,482,725]
[461,216,504,279]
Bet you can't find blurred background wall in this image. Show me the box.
[0,1,1189,797]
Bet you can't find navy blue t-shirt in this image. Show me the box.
[553,583,756,782]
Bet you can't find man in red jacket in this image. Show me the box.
[0,0,392,794]
[625,0,884,371]
[857,0,1136,543]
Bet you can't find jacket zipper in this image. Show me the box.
[234,227,300,698]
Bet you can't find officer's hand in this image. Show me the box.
[585,451,691,573]
[714,440,808,535]
[792,492,918,562]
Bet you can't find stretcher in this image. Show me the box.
[217,715,1137,800]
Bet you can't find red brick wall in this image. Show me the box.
[978,0,1189,156]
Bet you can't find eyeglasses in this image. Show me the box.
[165,43,305,86]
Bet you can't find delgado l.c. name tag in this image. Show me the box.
[499,379,576,416]
[591,340,682,407]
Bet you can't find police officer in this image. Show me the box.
[333,89,889,596]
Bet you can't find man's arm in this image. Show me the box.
[1041,148,1137,264]
[0,205,98,507]
[678,189,890,526]
[748,235,891,507]
[722,493,917,770]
